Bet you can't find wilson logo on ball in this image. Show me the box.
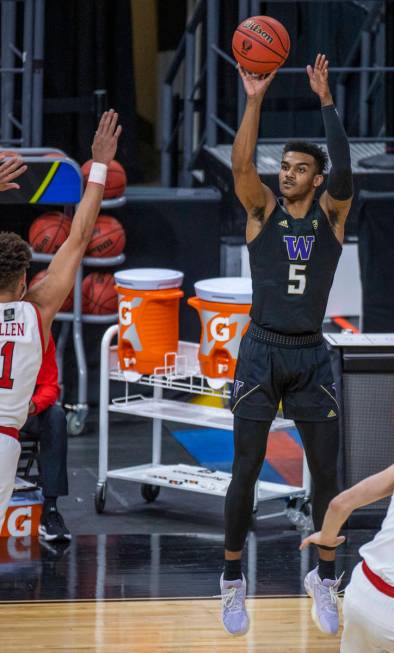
[242,39,252,53]
[243,20,274,44]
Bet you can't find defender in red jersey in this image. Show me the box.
[0,110,121,532]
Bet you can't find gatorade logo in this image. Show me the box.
[7,507,32,537]
[119,300,133,326]
[210,316,230,342]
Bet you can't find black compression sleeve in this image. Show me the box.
[322,104,353,200]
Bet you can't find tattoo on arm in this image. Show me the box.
[251,206,265,223]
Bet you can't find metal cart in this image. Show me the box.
[97,325,312,523]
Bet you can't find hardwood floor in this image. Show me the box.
[0,597,341,652]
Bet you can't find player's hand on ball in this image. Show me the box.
[306,54,332,104]
[238,65,276,100]
[0,153,27,191]
[299,530,346,551]
[92,109,122,166]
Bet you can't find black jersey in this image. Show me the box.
[248,199,342,335]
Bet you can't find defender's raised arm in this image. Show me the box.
[26,109,122,344]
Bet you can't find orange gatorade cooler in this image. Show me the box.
[115,268,184,374]
[188,277,252,381]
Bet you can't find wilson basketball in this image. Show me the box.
[86,215,126,258]
[82,272,117,315]
[28,211,72,254]
[81,159,127,198]
[29,269,73,312]
[43,151,66,158]
[232,15,290,74]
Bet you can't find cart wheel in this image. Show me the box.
[141,484,160,503]
[95,483,107,513]
[66,411,85,436]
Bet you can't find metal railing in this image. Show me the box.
[0,0,45,147]
[161,0,392,187]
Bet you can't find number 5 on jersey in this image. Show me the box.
[288,264,306,295]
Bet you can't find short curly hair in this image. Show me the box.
[283,141,329,175]
[0,231,31,292]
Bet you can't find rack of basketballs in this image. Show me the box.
[29,158,127,435]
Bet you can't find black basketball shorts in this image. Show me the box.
[231,325,339,422]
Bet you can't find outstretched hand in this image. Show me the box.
[306,53,332,105]
[299,530,346,551]
[0,153,27,191]
[91,109,122,166]
[238,65,277,101]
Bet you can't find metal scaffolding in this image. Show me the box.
[161,0,388,187]
[0,0,45,147]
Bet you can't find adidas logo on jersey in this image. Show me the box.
[278,220,288,228]
[327,409,337,418]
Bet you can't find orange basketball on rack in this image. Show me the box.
[42,151,66,158]
[232,15,290,74]
[29,269,74,312]
[81,159,127,198]
[82,272,117,315]
[28,211,72,254]
[86,215,126,258]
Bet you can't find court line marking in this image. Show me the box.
[0,594,311,605]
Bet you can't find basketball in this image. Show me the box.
[81,159,127,198]
[29,269,73,312]
[28,211,72,253]
[82,272,117,315]
[232,15,290,74]
[86,215,126,258]
[42,151,66,158]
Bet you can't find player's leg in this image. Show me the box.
[220,328,279,635]
[35,405,71,541]
[297,419,341,635]
[225,416,271,556]
[221,416,271,636]
[0,433,21,533]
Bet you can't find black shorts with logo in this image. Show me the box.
[231,323,339,422]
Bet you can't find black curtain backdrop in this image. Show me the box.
[386,0,394,151]
[43,0,140,181]
[358,200,394,332]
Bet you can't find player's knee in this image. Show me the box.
[45,404,67,429]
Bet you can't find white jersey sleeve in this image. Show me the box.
[0,301,44,432]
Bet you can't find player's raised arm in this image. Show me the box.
[307,54,353,241]
[232,66,277,243]
[25,109,122,342]
[300,465,394,551]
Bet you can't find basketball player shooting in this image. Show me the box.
[0,109,121,533]
[220,54,353,636]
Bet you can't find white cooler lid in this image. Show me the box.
[115,268,184,290]
[194,277,252,304]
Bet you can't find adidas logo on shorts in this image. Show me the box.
[327,409,337,418]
